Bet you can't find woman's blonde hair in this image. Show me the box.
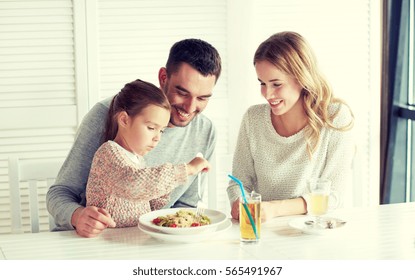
[254,31,354,157]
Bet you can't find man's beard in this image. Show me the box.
[169,106,195,127]
[164,83,195,127]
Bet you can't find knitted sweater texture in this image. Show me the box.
[47,96,216,230]
[86,141,187,227]
[227,103,355,207]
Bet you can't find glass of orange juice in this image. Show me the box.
[307,179,338,227]
[239,192,261,242]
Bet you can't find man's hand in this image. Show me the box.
[72,206,116,238]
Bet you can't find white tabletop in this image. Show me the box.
[0,202,414,260]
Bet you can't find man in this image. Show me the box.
[47,39,222,237]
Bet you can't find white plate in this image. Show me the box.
[138,219,232,243]
[288,216,347,235]
[138,208,227,235]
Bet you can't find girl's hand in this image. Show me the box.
[186,157,210,176]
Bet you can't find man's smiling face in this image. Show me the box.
[161,63,216,127]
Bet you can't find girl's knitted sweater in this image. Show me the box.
[86,141,188,227]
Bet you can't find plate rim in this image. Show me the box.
[138,207,227,235]
[138,218,232,243]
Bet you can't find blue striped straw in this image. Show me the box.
[228,174,259,240]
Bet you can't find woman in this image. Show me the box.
[227,31,354,221]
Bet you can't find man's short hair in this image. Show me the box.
[166,39,222,83]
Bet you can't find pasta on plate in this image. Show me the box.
[152,209,210,227]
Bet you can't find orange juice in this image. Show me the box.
[239,201,261,241]
[310,193,329,216]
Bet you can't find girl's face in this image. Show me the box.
[117,104,170,156]
[255,60,304,117]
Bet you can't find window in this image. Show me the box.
[381,0,415,203]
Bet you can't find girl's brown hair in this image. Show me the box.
[104,79,171,142]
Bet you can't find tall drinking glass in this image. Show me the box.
[239,192,261,242]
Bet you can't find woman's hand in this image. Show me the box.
[232,199,274,222]
[261,198,308,222]
[260,201,274,222]
[230,200,240,220]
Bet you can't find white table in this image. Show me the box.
[0,202,414,260]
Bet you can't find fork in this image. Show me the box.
[195,153,206,221]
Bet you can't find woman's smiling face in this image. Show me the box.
[255,60,303,117]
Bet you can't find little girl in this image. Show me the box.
[86,79,210,227]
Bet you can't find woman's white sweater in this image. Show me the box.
[227,103,355,208]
